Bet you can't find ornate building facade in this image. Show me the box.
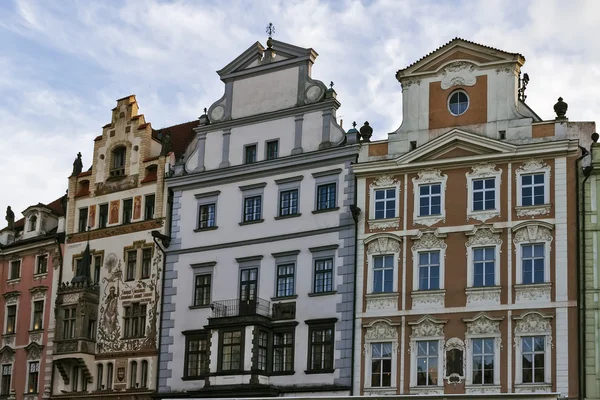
[352,38,595,398]
[48,96,187,400]
[157,37,359,398]
[0,197,65,399]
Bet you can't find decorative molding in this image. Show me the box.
[411,290,445,309]
[409,387,444,395]
[465,286,501,306]
[514,384,552,393]
[516,205,552,217]
[365,321,399,341]
[412,169,448,227]
[365,235,401,255]
[365,294,398,312]
[516,159,552,176]
[444,337,466,384]
[367,218,400,230]
[67,219,163,243]
[513,312,552,334]
[25,342,43,360]
[466,385,501,394]
[61,293,80,305]
[369,175,399,191]
[0,346,15,363]
[400,78,421,90]
[411,230,447,252]
[513,224,554,244]
[515,283,552,303]
[463,313,503,335]
[465,224,503,248]
[441,61,477,90]
[409,315,446,338]
[466,163,502,223]
[30,286,48,300]
[29,332,42,344]
[2,336,14,348]
[3,291,20,305]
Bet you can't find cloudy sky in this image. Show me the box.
[0,0,599,221]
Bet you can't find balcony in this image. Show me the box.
[209,298,271,324]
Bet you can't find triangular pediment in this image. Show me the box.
[217,39,317,78]
[397,38,524,78]
[395,129,517,165]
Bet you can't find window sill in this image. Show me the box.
[365,292,398,311]
[411,289,445,309]
[312,207,339,214]
[304,369,335,375]
[271,295,298,301]
[239,219,264,226]
[33,273,48,280]
[413,214,445,227]
[7,278,21,285]
[308,291,337,297]
[194,226,218,232]
[275,213,302,220]
[409,386,444,395]
[515,204,552,218]
[465,385,501,394]
[514,383,552,393]
[465,286,501,306]
[367,218,400,230]
[189,305,212,310]
[181,375,208,381]
[514,282,552,303]
[466,209,500,223]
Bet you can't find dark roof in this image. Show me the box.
[0,227,59,249]
[140,167,158,184]
[10,195,66,231]
[153,120,200,159]
[399,37,525,73]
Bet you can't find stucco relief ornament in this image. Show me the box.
[514,312,552,334]
[30,287,47,300]
[26,345,41,360]
[365,321,398,340]
[62,293,80,304]
[441,61,476,90]
[29,333,42,343]
[366,236,401,254]
[411,318,444,337]
[366,296,398,311]
[4,293,19,305]
[369,175,399,191]
[466,315,501,334]
[465,225,503,250]
[517,159,552,176]
[411,231,447,252]
[466,288,500,304]
[516,284,551,302]
[0,350,14,364]
[513,225,553,244]
[400,77,421,90]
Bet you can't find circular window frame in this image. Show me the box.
[447,90,470,117]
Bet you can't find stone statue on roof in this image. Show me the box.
[72,152,83,177]
[160,131,172,157]
[5,206,14,230]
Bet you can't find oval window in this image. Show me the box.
[448,90,469,116]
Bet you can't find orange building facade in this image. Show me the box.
[352,39,595,398]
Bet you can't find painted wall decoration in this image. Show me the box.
[133,196,142,220]
[109,200,119,224]
[88,205,96,228]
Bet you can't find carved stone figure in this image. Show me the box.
[5,206,14,230]
[72,152,83,176]
[103,286,120,332]
[160,131,172,156]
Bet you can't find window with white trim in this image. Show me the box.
[412,170,448,227]
[371,342,393,387]
[369,176,401,229]
[472,178,496,211]
[448,90,469,116]
[373,255,394,293]
[418,251,440,291]
[514,312,552,386]
[374,188,396,219]
[364,321,398,391]
[521,243,545,284]
[521,336,546,383]
[513,223,553,288]
[1,364,11,396]
[471,338,494,384]
[473,247,495,287]
[515,160,551,217]
[465,314,502,388]
[416,340,439,386]
[27,361,39,393]
[521,174,545,206]
[466,164,502,222]
[419,184,441,216]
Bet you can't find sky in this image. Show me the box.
[1,0,599,221]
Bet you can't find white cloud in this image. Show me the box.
[0,0,599,220]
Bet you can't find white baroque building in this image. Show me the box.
[156,37,360,398]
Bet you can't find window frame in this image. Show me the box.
[9,259,21,280]
[126,250,137,281]
[140,360,148,388]
[78,207,88,233]
[412,169,448,227]
[312,169,341,214]
[448,89,469,116]
[239,182,266,225]
[243,195,262,223]
[198,203,216,229]
[372,254,395,294]
[313,258,334,294]
[265,139,279,160]
[28,215,37,232]
[27,360,40,394]
[465,334,501,387]
[514,313,552,387]
[5,304,16,334]
[35,254,48,275]
[306,320,336,373]
[515,160,551,212]
[465,164,502,222]
[373,188,397,220]
[106,363,114,389]
[469,246,500,288]
[514,237,552,286]
[129,360,137,388]
[195,190,220,231]
[123,302,147,339]
[272,327,295,374]
[62,306,76,339]
[31,300,44,331]
[96,364,103,390]
[1,364,11,396]
[316,182,337,211]
[218,329,244,372]
[141,248,152,279]
[193,274,212,307]
[370,342,393,388]
[122,198,133,224]
[279,189,299,217]
[244,143,258,164]
[309,245,338,296]
[520,243,546,284]
[99,203,109,229]
[144,194,156,220]
[184,331,209,379]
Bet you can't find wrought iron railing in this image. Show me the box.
[211,298,270,318]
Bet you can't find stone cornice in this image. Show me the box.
[67,219,163,243]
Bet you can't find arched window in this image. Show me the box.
[111,146,126,177]
[96,364,103,390]
[448,90,469,116]
[140,360,148,388]
[130,361,137,388]
[106,363,113,390]
[28,215,37,232]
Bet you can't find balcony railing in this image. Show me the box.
[211,298,270,318]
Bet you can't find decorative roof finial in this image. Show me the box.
[266,23,275,48]
[518,72,530,102]
[554,97,568,120]
[330,81,334,89]
[352,121,357,128]
[203,107,207,114]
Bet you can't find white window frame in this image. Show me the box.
[371,254,395,294]
[30,298,45,331]
[8,258,22,281]
[373,189,397,219]
[464,314,502,392]
[412,169,448,227]
[365,239,400,295]
[190,262,215,308]
[513,312,553,390]
[4,299,18,335]
[272,250,300,299]
[194,190,220,231]
[34,253,49,276]
[416,250,441,291]
[409,316,445,393]
[515,159,551,217]
[368,175,401,230]
[363,320,399,393]
[411,231,447,310]
[466,164,502,223]
[448,89,470,116]
[26,360,40,394]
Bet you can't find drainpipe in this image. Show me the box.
[577,141,593,400]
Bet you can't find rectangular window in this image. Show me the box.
[243,196,262,222]
[141,248,152,279]
[185,335,209,377]
[6,305,16,334]
[9,260,21,280]
[87,319,96,340]
[419,184,442,216]
[276,264,295,297]
[194,274,211,307]
[72,366,79,391]
[308,325,334,372]
[473,247,495,287]
[266,140,279,160]
[106,363,113,389]
[28,361,39,393]
[371,342,392,387]
[521,174,545,206]
[36,255,48,275]
[198,204,216,229]
[63,307,76,339]
[244,144,257,164]
[279,189,299,216]
[126,250,137,281]
[78,207,88,232]
[273,331,294,373]
[314,259,333,293]
[123,199,133,224]
[472,338,494,384]
[522,244,545,284]
[257,330,268,372]
[416,340,438,386]
[124,303,146,338]
[1,365,11,396]
[221,331,242,371]
[99,204,109,228]
[144,194,155,220]
[472,178,496,211]
[373,255,394,293]
[94,255,102,283]
[418,251,440,291]
[317,183,337,211]
[522,336,545,383]
[32,300,44,331]
[374,188,396,219]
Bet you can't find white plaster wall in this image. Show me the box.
[232,67,299,119]
[302,111,325,152]
[227,117,295,165]
[203,132,223,171]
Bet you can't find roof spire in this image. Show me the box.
[266,22,275,48]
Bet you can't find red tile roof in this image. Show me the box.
[153,120,200,159]
[77,170,92,178]
[140,167,158,184]
[94,135,103,141]
[143,156,160,163]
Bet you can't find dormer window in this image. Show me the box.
[448,90,469,116]
[28,215,37,232]
[111,146,126,177]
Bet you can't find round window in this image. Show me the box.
[448,90,469,116]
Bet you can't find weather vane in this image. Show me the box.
[266,22,275,38]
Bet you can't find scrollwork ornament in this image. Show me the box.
[366,236,401,254]
[365,321,398,340]
[411,232,447,252]
[411,318,444,338]
[514,312,552,334]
